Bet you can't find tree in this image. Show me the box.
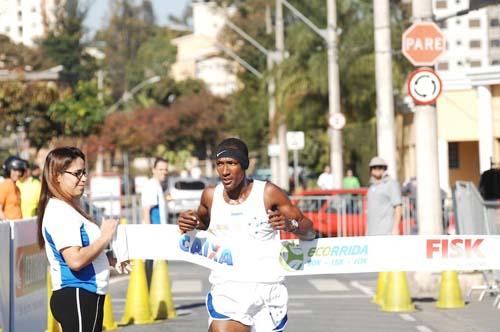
[99,107,178,156]
[97,0,156,100]
[40,0,97,86]
[214,0,411,174]
[48,80,105,138]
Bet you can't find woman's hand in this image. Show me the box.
[114,260,132,274]
[101,218,119,243]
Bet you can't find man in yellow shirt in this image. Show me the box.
[16,162,41,217]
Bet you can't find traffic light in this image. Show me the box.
[469,0,500,10]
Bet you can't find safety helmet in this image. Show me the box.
[2,156,28,176]
[368,156,388,168]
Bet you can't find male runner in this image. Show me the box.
[178,137,314,332]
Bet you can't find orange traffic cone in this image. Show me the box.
[120,259,154,325]
[436,271,465,309]
[381,272,415,312]
[150,260,177,320]
[103,292,118,330]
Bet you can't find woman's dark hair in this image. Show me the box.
[37,147,92,248]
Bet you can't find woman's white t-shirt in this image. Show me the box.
[42,198,109,295]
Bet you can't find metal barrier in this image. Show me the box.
[454,181,500,304]
[290,194,417,238]
[454,181,500,235]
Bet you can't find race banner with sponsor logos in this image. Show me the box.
[10,219,47,332]
[112,224,500,276]
[0,222,10,332]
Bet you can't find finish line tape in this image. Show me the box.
[112,224,500,277]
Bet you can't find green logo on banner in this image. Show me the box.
[279,242,304,271]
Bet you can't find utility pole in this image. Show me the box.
[266,5,280,185]
[373,0,397,178]
[276,0,289,191]
[281,0,344,188]
[327,0,343,188]
[412,0,443,235]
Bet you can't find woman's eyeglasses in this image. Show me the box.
[64,169,87,180]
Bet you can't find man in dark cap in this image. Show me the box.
[0,156,27,220]
[177,137,314,332]
[366,156,402,236]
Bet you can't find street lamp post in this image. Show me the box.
[106,75,161,114]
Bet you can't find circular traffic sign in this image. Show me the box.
[328,113,346,130]
[406,68,442,105]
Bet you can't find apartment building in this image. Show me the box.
[0,0,58,46]
[171,1,239,97]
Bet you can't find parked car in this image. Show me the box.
[165,176,208,220]
[287,189,368,239]
[280,188,416,239]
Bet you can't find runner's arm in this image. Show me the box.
[177,186,213,232]
[265,182,315,240]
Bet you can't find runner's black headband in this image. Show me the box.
[214,147,249,170]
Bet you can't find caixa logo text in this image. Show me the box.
[426,238,484,259]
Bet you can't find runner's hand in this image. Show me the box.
[177,210,200,233]
[267,209,287,231]
[114,260,132,274]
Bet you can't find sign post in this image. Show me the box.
[286,131,305,192]
[402,8,446,235]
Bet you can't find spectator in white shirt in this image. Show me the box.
[317,165,335,190]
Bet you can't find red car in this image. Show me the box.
[280,188,414,239]
[293,188,367,239]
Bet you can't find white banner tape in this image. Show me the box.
[112,224,500,276]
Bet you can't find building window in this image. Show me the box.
[456,39,462,46]
[470,40,481,48]
[492,59,500,65]
[17,10,22,19]
[455,0,460,3]
[456,19,461,25]
[18,26,22,35]
[449,142,459,169]
[491,18,500,27]
[457,60,463,66]
[490,39,500,47]
[436,0,447,9]
[469,18,481,28]
[470,60,481,67]
[438,20,448,29]
[437,62,449,70]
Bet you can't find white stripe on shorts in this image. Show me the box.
[76,288,82,332]
[91,295,101,332]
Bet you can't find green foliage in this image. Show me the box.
[0,82,60,149]
[0,35,49,70]
[40,0,96,86]
[98,0,157,100]
[48,81,105,137]
[217,0,410,177]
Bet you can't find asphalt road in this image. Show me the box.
[108,261,500,332]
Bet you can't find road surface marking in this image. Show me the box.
[416,325,434,332]
[400,314,416,322]
[309,278,349,291]
[349,281,375,296]
[172,280,203,293]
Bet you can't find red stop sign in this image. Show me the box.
[402,22,446,67]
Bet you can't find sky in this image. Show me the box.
[84,0,191,36]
